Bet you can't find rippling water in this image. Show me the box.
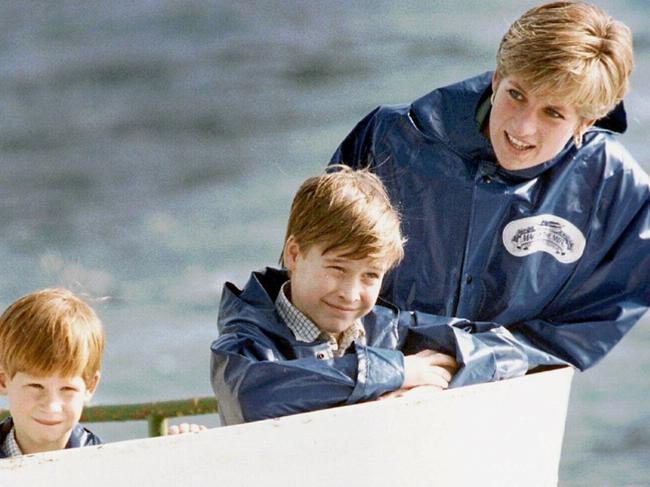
[0,1,648,484]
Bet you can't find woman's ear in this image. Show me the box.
[491,71,501,97]
[573,118,596,148]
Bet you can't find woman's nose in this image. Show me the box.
[513,106,538,136]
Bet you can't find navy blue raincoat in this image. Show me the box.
[211,268,531,425]
[331,71,650,373]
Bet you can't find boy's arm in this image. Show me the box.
[210,325,404,425]
[396,312,554,387]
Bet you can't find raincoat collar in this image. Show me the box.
[410,71,496,163]
[0,417,95,458]
[409,71,628,181]
[218,267,296,341]
[218,268,400,344]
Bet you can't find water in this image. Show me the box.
[0,1,648,484]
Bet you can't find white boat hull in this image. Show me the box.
[0,366,574,487]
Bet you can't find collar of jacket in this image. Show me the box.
[408,71,628,181]
[218,267,297,341]
[217,267,401,344]
[0,417,90,458]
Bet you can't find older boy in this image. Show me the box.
[0,288,103,457]
[211,167,526,425]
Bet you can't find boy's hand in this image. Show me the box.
[378,350,457,401]
[167,423,207,435]
[402,349,457,389]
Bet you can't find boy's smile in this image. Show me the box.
[284,239,386,338]
[0,371,98,454]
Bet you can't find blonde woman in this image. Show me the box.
[331,2,649,382]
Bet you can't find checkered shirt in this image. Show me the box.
[1,427,23,457]
[275,281,366,358]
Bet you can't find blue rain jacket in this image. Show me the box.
[211,267,532,425]
[0,417,101,458]
[331,71,650,373]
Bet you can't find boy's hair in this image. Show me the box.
[282,165,405,270]
[496,1,634,120]
[0,288,104,385]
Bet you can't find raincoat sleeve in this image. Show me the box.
[210,324,405,425]
[395,312,531,387]
[332,110,650,381]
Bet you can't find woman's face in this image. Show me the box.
[488,73,591,171]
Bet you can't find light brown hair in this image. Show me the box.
[282,165,404,270]
[496,1,634,120]
[0,288,104,386]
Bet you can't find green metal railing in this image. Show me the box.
[0,396,218,438]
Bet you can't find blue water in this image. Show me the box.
[0,1,648,484]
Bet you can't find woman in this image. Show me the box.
[331,1,649,382]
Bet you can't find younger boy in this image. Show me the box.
[0,288,103,457]
[211,166,457,425]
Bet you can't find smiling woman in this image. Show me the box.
[486,75,591,171]
[331,0,650,397]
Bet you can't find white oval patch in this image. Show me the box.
[502,214,586,264]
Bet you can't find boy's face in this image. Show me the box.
[284,238,387,337]
[0,370,99,454]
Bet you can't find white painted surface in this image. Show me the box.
[0,367,574,487]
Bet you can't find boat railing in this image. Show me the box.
[0,396,218,438]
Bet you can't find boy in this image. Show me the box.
[0,288,103,457]
[211,166,464,426]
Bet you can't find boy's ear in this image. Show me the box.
[283,236,301,272]
[85,372,101,401]
[0,369,9,395]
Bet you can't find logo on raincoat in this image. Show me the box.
[502,214,585,264]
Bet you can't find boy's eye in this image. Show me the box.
[61,386,79,392]
[27,383,44,390]
[328,266,345,273]
[508,89,524,101]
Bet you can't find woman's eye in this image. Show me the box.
[508,89,523,101]
[545,108,564,119]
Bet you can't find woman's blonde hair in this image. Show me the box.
[496,1,633,120]
[282,165,405,270]
[0,288,104,385]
